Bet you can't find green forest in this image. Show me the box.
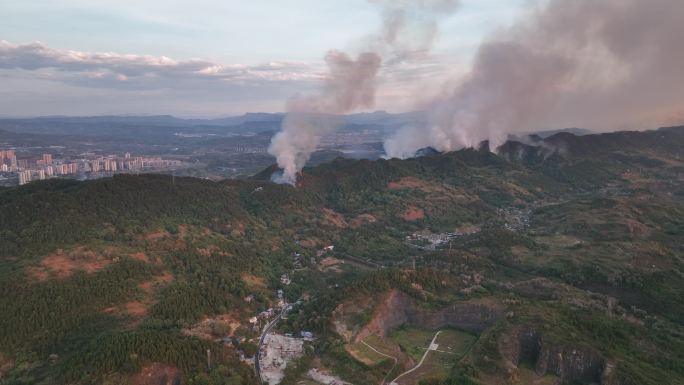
[1,127,683,385]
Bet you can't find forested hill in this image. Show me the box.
[0,126,683,385]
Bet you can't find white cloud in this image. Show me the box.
[0,39,456,116]
[0,40,323,89]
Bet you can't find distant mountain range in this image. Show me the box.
[0,110,425,129]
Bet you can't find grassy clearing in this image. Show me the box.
[390,328,478,385]
[364,335,400,357]
[346,340,387,365]
[534,234,582,248]
[389,327,435,361]
[434,329,477,358]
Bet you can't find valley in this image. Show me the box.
[0,127,683,385]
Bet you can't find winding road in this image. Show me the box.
[389,330,442,385]
[360,339,398,385]
[254,306,288,385]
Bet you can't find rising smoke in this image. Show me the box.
[268,51,381,184]
[385,0,684,158]
[269,0,459,184]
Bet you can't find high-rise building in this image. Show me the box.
[37,169,46,180]
[45,165,54,176]
[91,160,100,172]
[43,154,53,165]
[0,150,16,164]
[17,159,28,169]
[18,170,31,185]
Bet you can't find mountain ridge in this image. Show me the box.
[0,125,682,385]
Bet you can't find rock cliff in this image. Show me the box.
[352,289,502,342]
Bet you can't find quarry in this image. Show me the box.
[258,332,305,385]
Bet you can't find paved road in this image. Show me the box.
[389,330,442,385]
[254,307,287,385]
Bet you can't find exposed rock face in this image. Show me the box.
[353,289,502,342]
[536,343,605,384]
[341,290,616,385]
[500,327,610,385]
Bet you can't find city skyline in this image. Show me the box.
[1,147,184,185]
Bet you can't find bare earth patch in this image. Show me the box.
[242,273,266,288]
[320,257,344,273]
[129,252,150,263]
[144,230,171,241]
[402,206,425,221]
[345,342,384,366]
[388,177,431,190]
[182,313,241,340]
[138,271,175,294]
[0,354,15,379]
[30,247,113,280]
[224,222,246,237]
[130,363,181,385]
[195,245,231,257]
[103,271,174,320]
[178,224,189,238]
[349,213,377,228]
[323,208,348,228]
[456,224,481,234]
[124,301,148,317]
[299,239,320,249]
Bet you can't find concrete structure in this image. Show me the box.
[258,333,304,385]
[18,170,31,185]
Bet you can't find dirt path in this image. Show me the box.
[360,339,398,385]
[389,330,442,385]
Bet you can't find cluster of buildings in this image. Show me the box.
[229,146,267,154]
[0,150,17,170]
[406,226,482,250]
[258,333,305,385]
[1,148,183,186]
[498,208,531,232]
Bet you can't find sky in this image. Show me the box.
[0,0,528,117]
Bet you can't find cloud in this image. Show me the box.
[0,40,323,89]
[0,39,456,116]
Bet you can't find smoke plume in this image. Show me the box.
[268,51,381,184]
[269,0,459,184]
[385,0,684,158]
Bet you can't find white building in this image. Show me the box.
[18,170,31,185]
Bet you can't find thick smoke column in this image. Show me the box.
[269,0,459,184]
[385,0,684,158]
[269,51,381,184]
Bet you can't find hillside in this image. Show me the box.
[0,127,683,385]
